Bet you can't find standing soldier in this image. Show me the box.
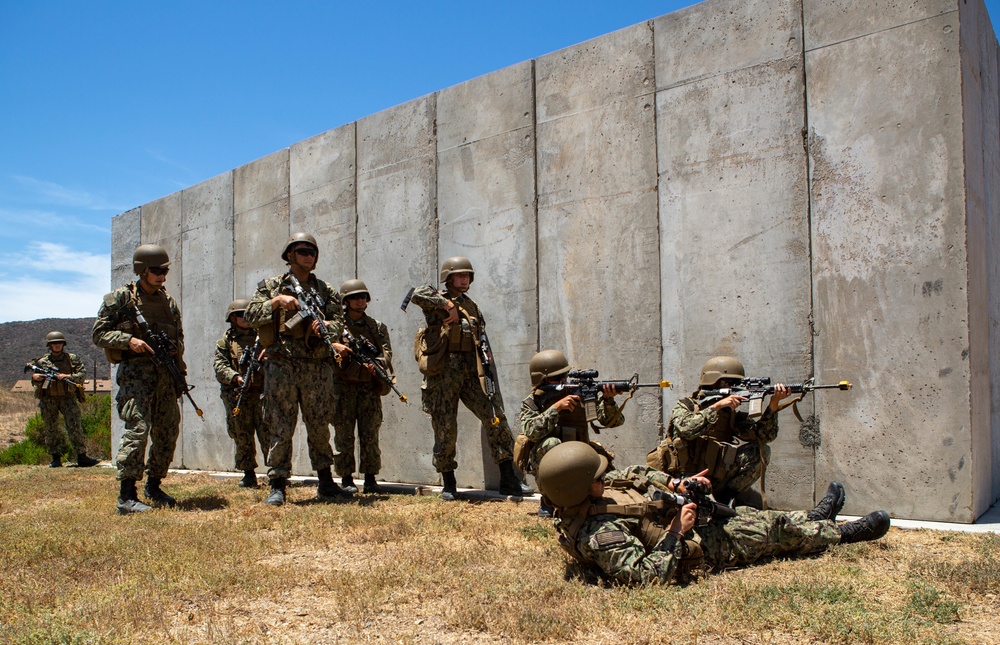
[214,299,267,489]
[331,279,393,494]
[410,256,531,500]
[244,232,351,506]
[93,244,185,515]
[647,356,790,507]
[28,332,98,468]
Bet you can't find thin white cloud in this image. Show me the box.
[11,175,129,211]
[0,207,109,236]
[145,149,196,176]
[0,242,110,323]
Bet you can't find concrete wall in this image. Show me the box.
[110,0,999,521]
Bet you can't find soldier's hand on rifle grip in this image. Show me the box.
[233,375,244,387]
[332,341,351,356]
[272,294,299,311]
[768,383,791,411]
[127,336,154,355]
[552,394,581,412]
[711,394,745,412]
[670,502,698,535]
[601,384,618,398]
[31,373,43,383]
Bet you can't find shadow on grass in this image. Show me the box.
[177,495,230,511]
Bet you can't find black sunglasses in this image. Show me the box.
[148,267,170,276]
[294,247,317,257]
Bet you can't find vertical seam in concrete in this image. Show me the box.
[432,93,440,278]
[353,120,359,278]
[649,18,665,435]
[231,171,236,300]
[531,57,541,352]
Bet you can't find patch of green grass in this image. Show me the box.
[1,395,111,466]
[906,582,961,624]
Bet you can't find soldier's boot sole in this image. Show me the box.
[117,498,153,515]
[265,488,286,506]
[807,482,846,522]
[340,476,359,494]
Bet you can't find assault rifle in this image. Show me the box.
[287,274,342,365]
[700,376,853,418]
[536,370,672,428]
[342,327,408,403]
[24,362,82,390]
[651,479,737,526]
[478,331,502,426]
[131,304,204,417]
[232,338,263,416]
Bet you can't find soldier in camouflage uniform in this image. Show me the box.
[331,279,393,495]
[538,442,890,586]
[516,349,623,517]
[648,356,791,507]
[214,299,267,489]
[28,331,99,468]
[93,244,185,515]
[244,232,351,506]
[410,256,531,500]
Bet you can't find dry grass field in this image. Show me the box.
[0,389,37,449]
[1,464,998,645]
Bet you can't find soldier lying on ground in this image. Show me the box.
[537,442,890,586]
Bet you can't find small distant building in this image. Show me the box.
[10,379,111,395]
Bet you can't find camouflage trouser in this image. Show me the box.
[220,387,268,471]
[263,356,336,481]
[114,360,181,482]
[421,352,513,473]
[331,379,383,476]
[716,442,771,498]
[38,395,86,455]
[697,507,840,570]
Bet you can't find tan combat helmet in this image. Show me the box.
[529,349,572,387]
[225,299,250,323]
[339,279,371,301]
[536,442,609,508]
[45,331,67,347]
[132,244,171,275]
[439,256,474,284]
[281,232,319,263]
[699,356,746,387]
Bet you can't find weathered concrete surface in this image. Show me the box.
[290,124,357,280]
[804,0,955,50]
[656,1,813,509]
[234,150,290,301]
[982,15,1000,504]
[807,10,973,521]
[536,23,662,469]
[108,208,141,459]
[438,61,537,487]
[356,95,439,485]
[180,172,236,472]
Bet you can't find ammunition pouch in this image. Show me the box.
[281,311,309,339]
[674,537,705,584]
[414,325,449,376]
[513,434,534,473]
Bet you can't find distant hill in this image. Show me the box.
[0,318,111,388]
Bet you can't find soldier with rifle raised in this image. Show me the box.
[93,244,190,514]
[330,279,399,495]
[26,331,98,468]
[407,256,531,500]
[213,299,267,489]
[244,233,351,506]
[536,441,890,586]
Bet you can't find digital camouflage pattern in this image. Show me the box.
[517,391,623,474]
[332,313,392,477]
[261,357,336,481]
[244,273,344,360]
[214,328,267,471]
[32,350,88,454]
[410,285,514,473]
[93,283,184,482]
[554,465,841,585]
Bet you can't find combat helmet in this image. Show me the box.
[339,279,371,301]
[536,442,608,508]
[45,331,67,347]
[225,299,250,323]
[132,244,171,275]
[281,232,319,263]
[439,256,474,284]
[699,356,746,387]
[529,349,572,387]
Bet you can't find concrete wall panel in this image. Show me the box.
[536,23,662,467]
[109,208,141,456]
[984,19,1000,504]
[438,61,537,487]
[357,95,438,485]
[657,50,813,508]
[804,0,956,50]
[655,0,802,89]
[180,172,236,471]
[808,13,971,521]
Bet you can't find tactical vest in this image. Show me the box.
[446,296,481,353]
[105,283,179,363]
[531,389,591,443]
[257,274,328,348]
[648,396,740,482]
[333,315,383,384]
[37,353,73,398]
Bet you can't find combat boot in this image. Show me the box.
[538,499,554,518]
[441,471,458,501]
[238,469,259,488]
[49,453,62,468]
[837,510,891,544]
[317,467,350,500]
[340,474,359,494]
[807,481,846,521]
[498,460,533,497]
[143,477,177,508]
[363,473,383,495]
[265,478,287,506]
[76,453,99,468]
[117,478,152,515]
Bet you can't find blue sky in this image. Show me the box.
[0,1,996,323]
